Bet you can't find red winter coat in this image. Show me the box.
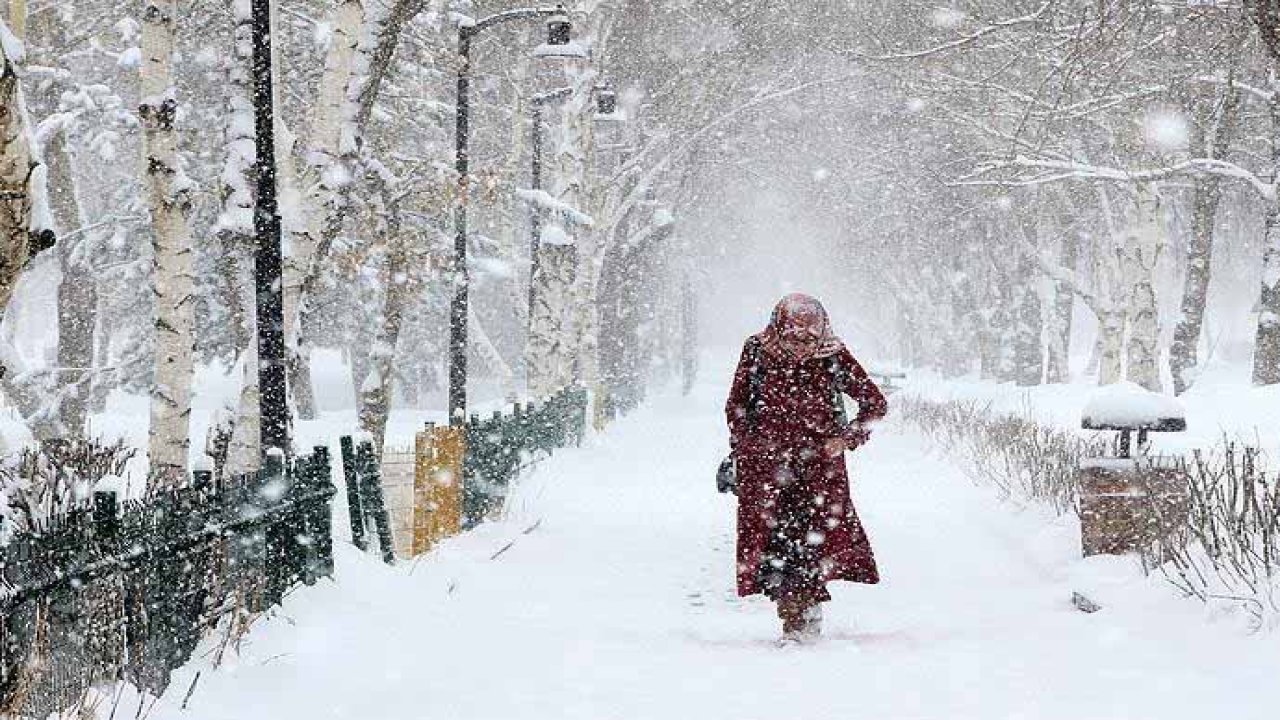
[725,336,888,599]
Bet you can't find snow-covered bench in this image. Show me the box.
[1077,382,1188,560]
[868,369,906,395]
[1081,381,1186,458]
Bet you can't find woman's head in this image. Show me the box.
[762,294,843,361]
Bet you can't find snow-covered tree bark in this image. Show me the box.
[140,0,196,483]
[45,122,95,437]
[224,344,260,476]
[284,0,363,421]
[1008,257,1043,387]
[0,22,50,325]
[1170,81,1239,394]
[1253,86,1280,385]
[542,58,597,392]
[357,186,409,454]
[217,0,260,474]
[1044,230,1077,385]
[1122,188,1165,393]
[527,242,578,398]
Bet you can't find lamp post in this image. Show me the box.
[250,0,288,461]
[526,86,572,330]
[526,82,618,330]
[451,4,583,425]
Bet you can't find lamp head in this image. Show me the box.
[596,82,618,115]
[547,6,572,46]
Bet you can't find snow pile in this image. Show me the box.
[532,40,588,59]
[0,20,26,63]
[539,223,574,246]
[516,188,594,227]
[1081,381,1186,430]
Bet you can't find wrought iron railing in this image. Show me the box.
[462,385,588,527]
[0,447,336,718]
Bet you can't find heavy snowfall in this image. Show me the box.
[2,1,1280,719]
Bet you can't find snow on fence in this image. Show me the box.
[462,386,588,529]
[380,446,417,559]
[336,386,590,563]
[0,448,337,718]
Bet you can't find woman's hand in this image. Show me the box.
[823,437,850,457]
[829,424,872,456]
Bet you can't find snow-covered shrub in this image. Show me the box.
[895,395,1101,515]
[0,438,136,537]
[900,395,1280,628]
[1160,444,1280,629]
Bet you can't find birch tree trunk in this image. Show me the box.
[357,192,409,454]
[1171,82,1238,394]
[1045,231,1077,384]
[46,126,96,437]
[1009,259,1043,386]
[526,242,578,398]
[8,1,25,42]
[0,27,45,324]
[224,342,260,476]
[141,0,196,483]
[289,0,418,417]
[679,274,697,396]
[1095,184,1128,387]
[1097,311,1125,385]
[284,0,362,420]
[1253,87,1280,385]
[1123,188,1164,392]
[219,0,260,475]
[1240,8,1280,385]
[554,61,598,389]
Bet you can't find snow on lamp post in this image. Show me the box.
[451,4,584,426]
[525,80,615,332]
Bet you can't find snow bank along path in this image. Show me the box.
[149,378,1280,720]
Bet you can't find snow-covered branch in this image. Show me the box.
[843,2,1053,61]
[961,156,1276,200]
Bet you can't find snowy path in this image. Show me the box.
[152,381,1280,720]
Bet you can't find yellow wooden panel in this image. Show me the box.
[412,426,465,555]
[431,427,465,540]
[412,432,434,556]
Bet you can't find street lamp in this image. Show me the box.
[451,4,580,425]
[595,82,618,115]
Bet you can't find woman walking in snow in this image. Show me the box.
[725,293,888,644]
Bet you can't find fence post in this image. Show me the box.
[574,385,588,446]
[261,450,289,607]
[293,452,320,586]
[357,439,396,564]
[192,467,214,496]
[463,415,483,529]
[339,436,368,551]
[93,490,119,542]
[311,445,336,578]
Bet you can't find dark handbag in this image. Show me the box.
[717,455,738,495]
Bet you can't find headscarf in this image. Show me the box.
[757,293,844,362]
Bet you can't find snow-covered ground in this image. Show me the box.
[120,364,1280,720]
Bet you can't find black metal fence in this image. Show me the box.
[0,447,336,718]
[463,385,588,527]
[338,436,396,564]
